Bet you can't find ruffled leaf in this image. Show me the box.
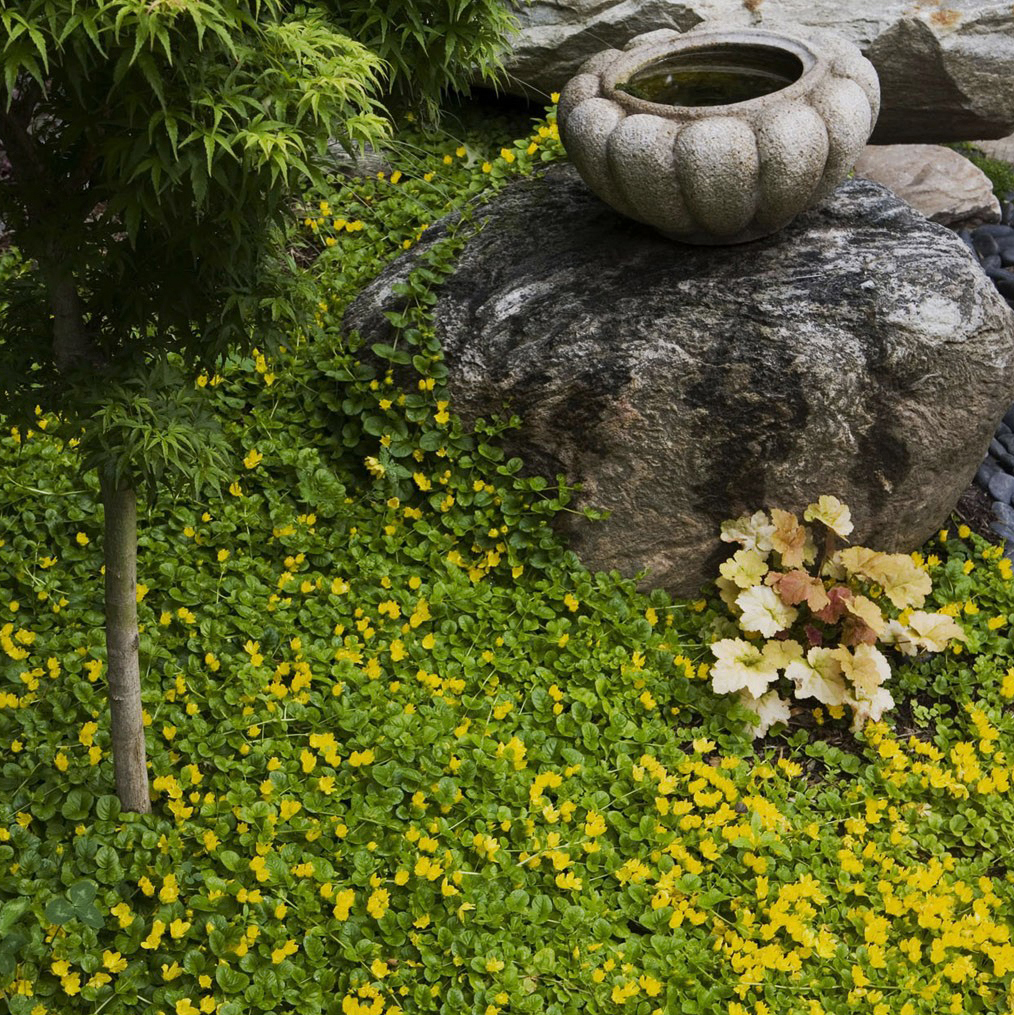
[719,547,769,590]
[735,585,799,638]
[803,495,854,537]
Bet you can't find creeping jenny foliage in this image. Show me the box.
[6,107,1014,1015]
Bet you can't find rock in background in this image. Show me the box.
[345,166,1014,596]
[501,0,1014,145]
[971,132,1014,165]
[853,145,1001,228]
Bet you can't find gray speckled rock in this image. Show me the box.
[502,1,1014,144]
[344,165,1014,596]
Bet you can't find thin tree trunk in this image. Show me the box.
[101,473,151,813]
[41,264,91,371]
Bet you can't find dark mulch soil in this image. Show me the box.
[953,481,994,541]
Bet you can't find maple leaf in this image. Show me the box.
[815,585,852,624]
[738,689,792,738]
[720,547,769,590]
[906,610,967,652]
[837,547,931,609]
[720,511,775,554]
[785,647,848,705]
[767,569,830,612]
[803,495,854,538]
[710,639,783,698]
[735,585,799,638]
[770,508,808,569]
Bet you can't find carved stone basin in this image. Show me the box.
[557,25,881,244]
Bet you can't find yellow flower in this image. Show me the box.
[332,888,356,920]
[367,888,390,919]
[102,949,128,973]
[159,873,179,903]
[75,532,89,546]
[141,919,166,949]
[243,448,263,469]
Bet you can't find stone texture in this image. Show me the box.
[559,25,878,243]
[502,1,1014,144]
[344,165,1014,596]
[853,144,1001,228]
[971,132,1014,165]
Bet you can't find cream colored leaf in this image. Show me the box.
[785,647,848,705]
[844,594,886,636]
[832,643,892,698]
[847,686,895,732]
[879,619,920,657]
[835,546,882,576]
[837,547,930,609]
[763,638,804,671]
[719,547,769,590]
[710,638,781,698]
[739,689,792,738]
[715,576,741,611]
[803,495,854,537]
[906,610,967,652]
[735,585,799,638]
[720,510,775,554]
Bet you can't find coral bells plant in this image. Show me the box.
[709,496,967,736]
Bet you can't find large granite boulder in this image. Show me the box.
[344,165,1014,596]
[502,1,1014,145]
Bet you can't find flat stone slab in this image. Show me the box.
[345,166,1014,596]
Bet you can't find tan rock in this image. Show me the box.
[970,133,1014,166]
[853,144,1000,228]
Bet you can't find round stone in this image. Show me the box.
[993,500,1014,526]
[978,459,1002,488]
[989,470,1014,504]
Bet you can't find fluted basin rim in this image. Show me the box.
[602,29,823,119]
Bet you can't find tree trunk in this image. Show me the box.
[41,263,91,371]
[101,473,151,813]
